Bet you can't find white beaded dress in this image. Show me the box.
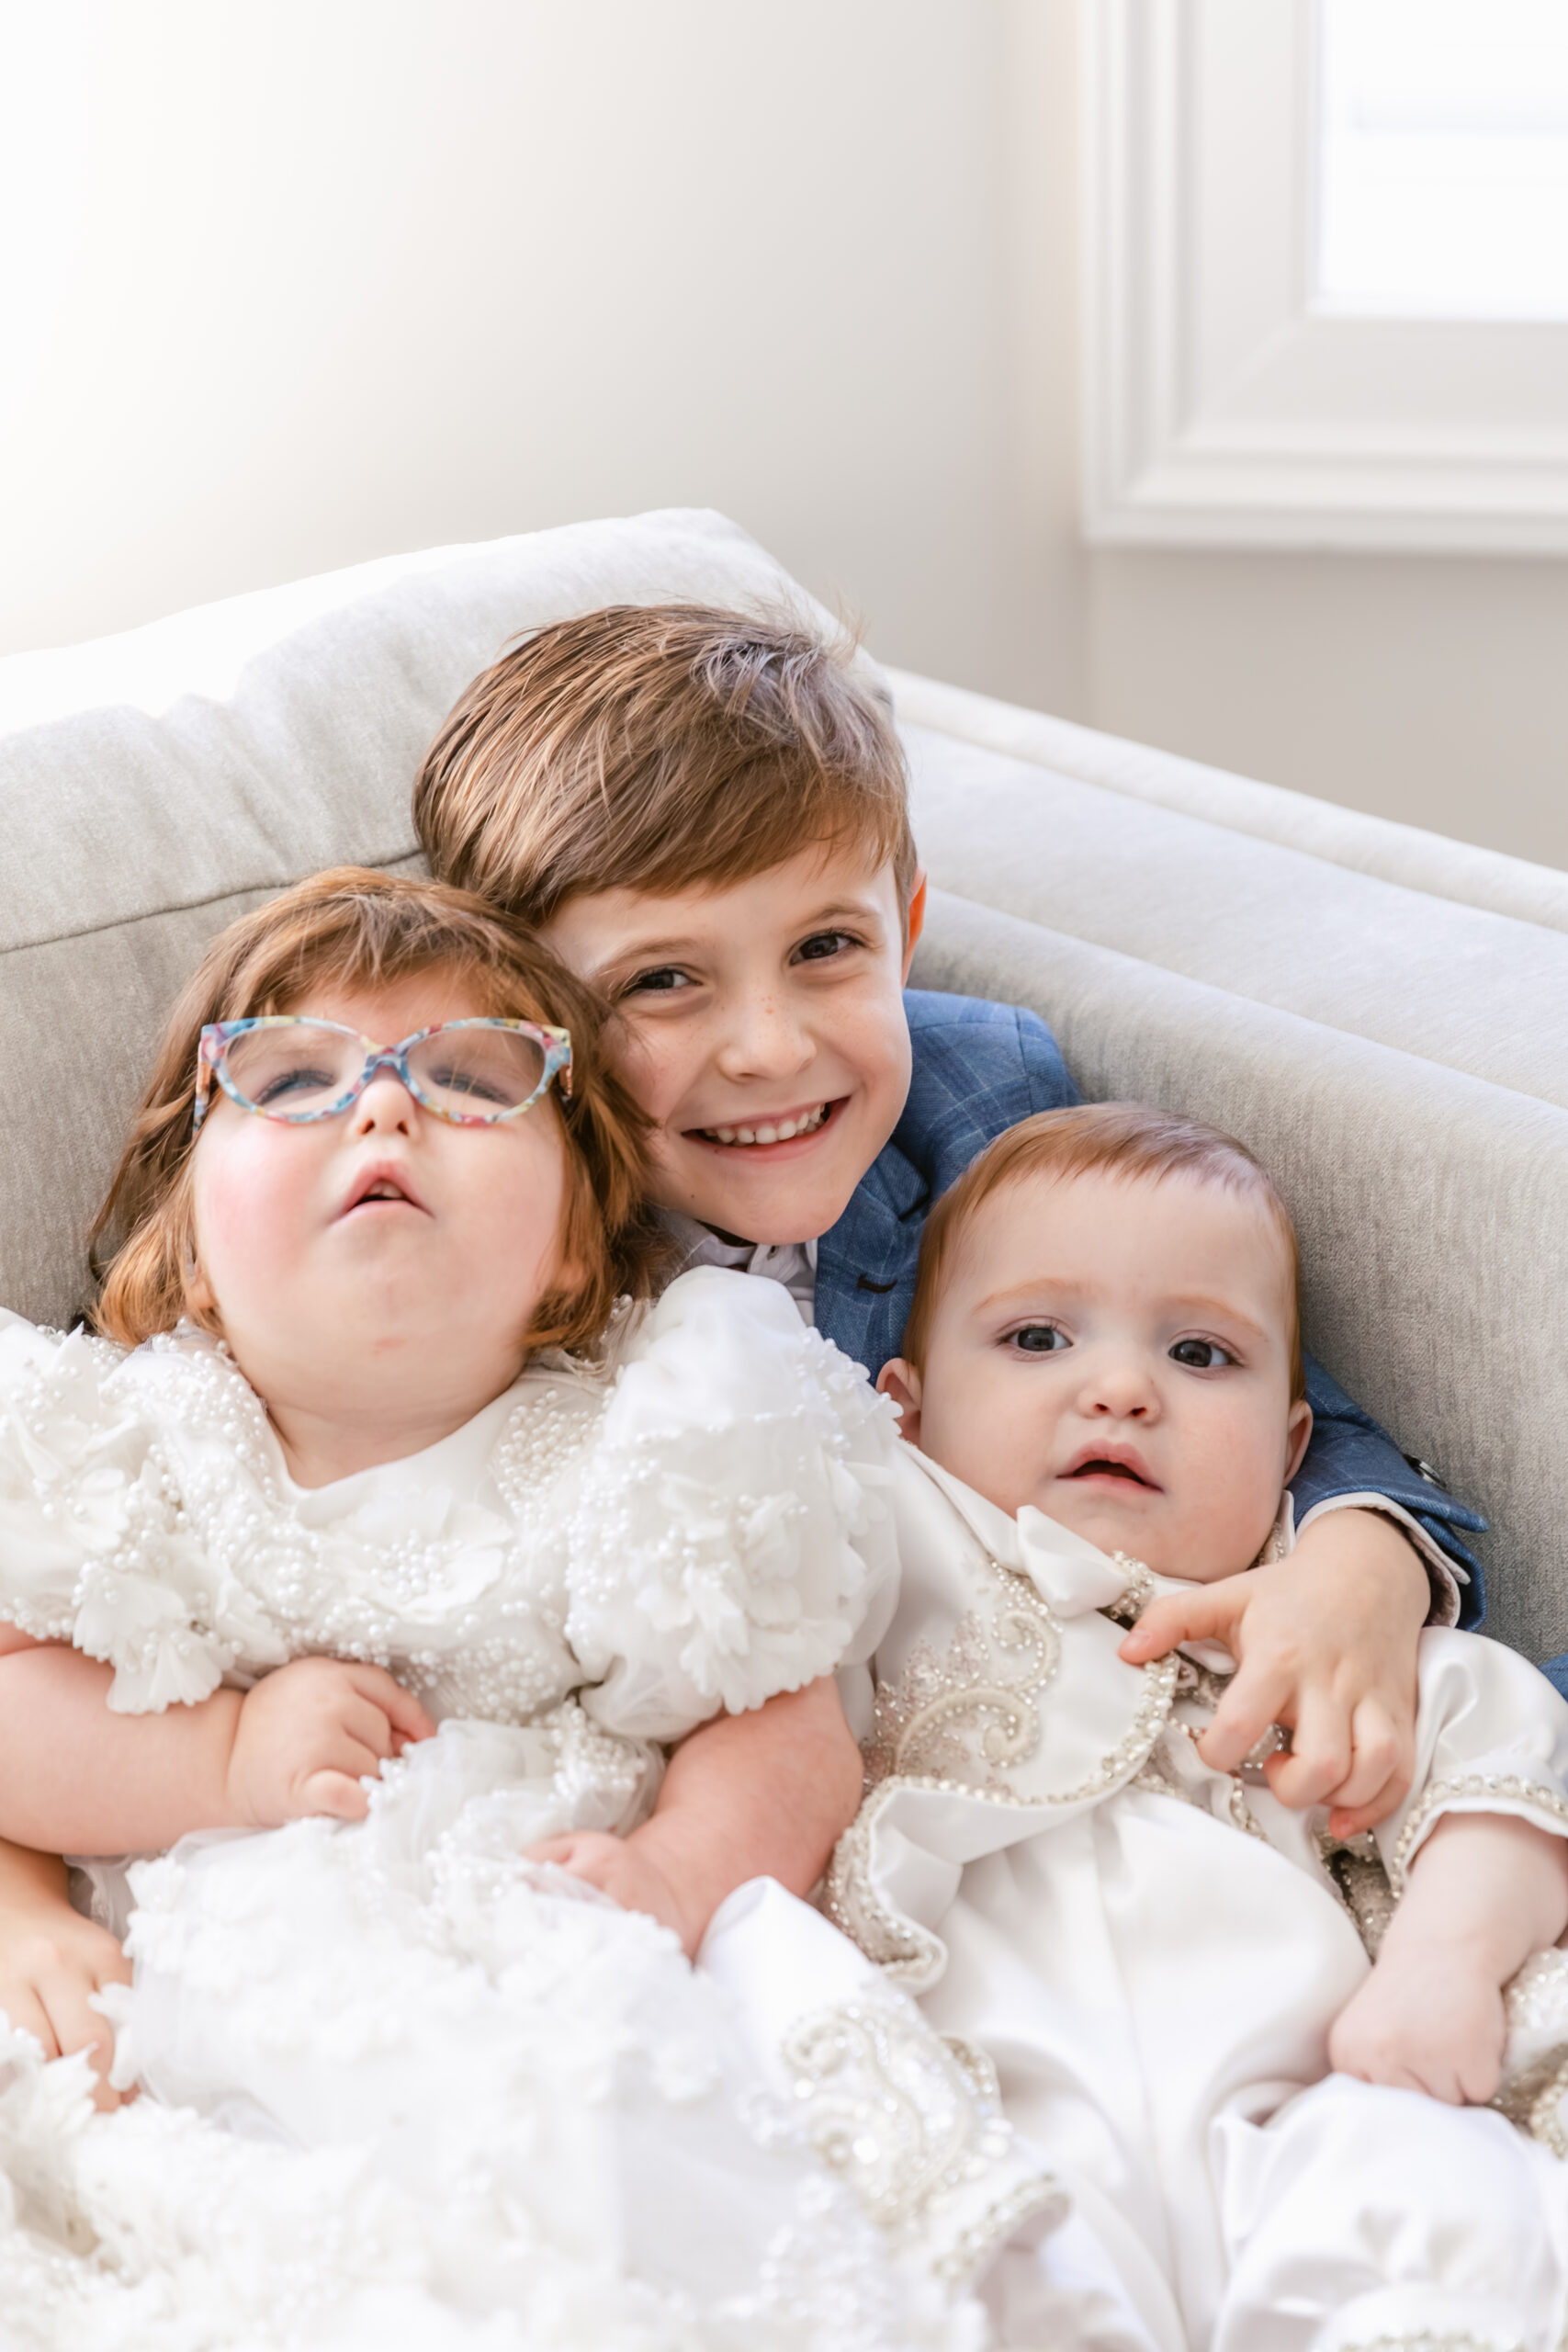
[828,1447,1568,2352]
[0,1269,1056,2352]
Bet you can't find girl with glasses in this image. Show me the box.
[0,867,1041,2349]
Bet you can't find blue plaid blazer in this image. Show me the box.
[816,989,1486,1622]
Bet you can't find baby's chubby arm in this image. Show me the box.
[0,1623,435,1854]
[528,1677,864,1957]
[1329,1812,1568,2103]
[1120,1507,1429,1836]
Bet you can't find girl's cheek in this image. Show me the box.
[194,1136,312,1278]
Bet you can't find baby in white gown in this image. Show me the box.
[829,1102,1568,2352]
[0,870,1053,2352]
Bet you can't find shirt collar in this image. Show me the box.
[658,1211,818,1322]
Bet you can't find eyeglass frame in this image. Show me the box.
[192,1016,574,1132]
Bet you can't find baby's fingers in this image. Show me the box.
[344,1667,435,1748]
[298,1769,372,1822]
[525,1835,581,1867]
[0,1982,61,2058]
[1118,1581,1244,1665]
[526,1833,620,1887]
[47,1979,121,2109]
[334,1691,408,1765]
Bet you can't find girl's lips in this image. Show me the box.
[338,1162,429,1216]
[683,1098,847,1160]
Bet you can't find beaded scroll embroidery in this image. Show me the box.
[824,1552,1179,1981]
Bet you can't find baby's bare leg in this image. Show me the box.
[1329,1812,1568,2103]
[0,1838,130,2109]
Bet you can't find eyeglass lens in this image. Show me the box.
[220,1023,549,1119]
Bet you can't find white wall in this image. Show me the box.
[0,0,1081,715]
[1087,548,1568,872]
[4,0,1565,867]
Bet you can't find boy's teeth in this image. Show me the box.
[703,1104,829,1148]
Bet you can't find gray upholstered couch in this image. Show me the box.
[3,510,1563,1658]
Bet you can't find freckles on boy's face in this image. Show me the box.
[540,849,916,1246]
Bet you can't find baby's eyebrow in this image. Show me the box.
[1159,1292,1272,1343]
[970,1277,1274,1345]
[972,1276,1092,1316]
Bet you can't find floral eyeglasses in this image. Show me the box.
[193,1017,573,1131]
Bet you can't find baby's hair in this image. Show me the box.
[903,1102,1306,1400]
[91,867,664,1355]
[413,604,918,926]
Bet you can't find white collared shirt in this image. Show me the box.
[659,1211,818,1326]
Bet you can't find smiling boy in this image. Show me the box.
[412,603,1486,1827]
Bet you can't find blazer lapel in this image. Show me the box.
[817,1136,927,1376]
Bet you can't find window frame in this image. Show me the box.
[1081,0,1568,552]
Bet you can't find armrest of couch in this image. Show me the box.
[898,672,1568,1664]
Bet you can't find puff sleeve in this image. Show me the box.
[0,1313,264,1712]
[566,1269,900,1743]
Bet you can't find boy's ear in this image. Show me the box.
[1284,1398,1314,1487]
[900,869,928,982]
[876,1357,922,1446]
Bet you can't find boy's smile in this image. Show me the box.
[542,846,923,1248]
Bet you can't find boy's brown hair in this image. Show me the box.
[903,1102,1306,1400]
[92,867,662,1355]
[413,604,918,925]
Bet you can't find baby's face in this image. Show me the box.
[542,846,918,1246]
[188,969,572,1466]
[882,1167,1313,1579]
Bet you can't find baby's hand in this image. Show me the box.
[0,1854,131,2111]
[1328,1942,1507,2106]
[525,1830,696,1953]
[1119,1508,1427,1834]
[225,1657,435,1828]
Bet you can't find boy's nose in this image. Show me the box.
[713,993,814,1081]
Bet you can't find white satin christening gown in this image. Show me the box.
[0,1270,1056,2352]
[828,1448,1568,2352]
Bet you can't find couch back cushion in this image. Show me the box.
[0,511,828,1326]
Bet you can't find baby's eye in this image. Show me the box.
[621,966,694,998]
[1168,1338,1236,1370]
[1010,1323,1071,1354]
[792,930,858,966]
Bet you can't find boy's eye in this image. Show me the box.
[621,966,694,998]
[1010,1323,1070,1354]
[792,930,858,965]
[1168,1338,1236,1370]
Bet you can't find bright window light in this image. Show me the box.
[1314,0,1568,319]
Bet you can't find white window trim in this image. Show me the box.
[1082,0,1568,553]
